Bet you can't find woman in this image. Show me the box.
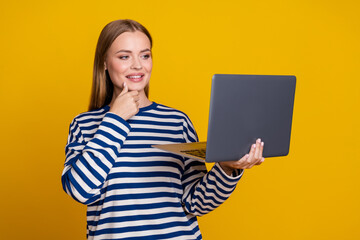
[62,19,264,240]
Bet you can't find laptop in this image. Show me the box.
[153,74,296,162]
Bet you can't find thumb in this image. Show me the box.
[119,82,128,96]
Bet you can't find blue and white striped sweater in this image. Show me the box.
[62,102,243,240]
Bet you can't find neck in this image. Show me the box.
[137,90,152,108]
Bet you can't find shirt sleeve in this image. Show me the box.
[180,115,243,216]
[61,112,131,205]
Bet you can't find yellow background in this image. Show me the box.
[1,0,359,239]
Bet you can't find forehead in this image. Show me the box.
[109,31,151,53]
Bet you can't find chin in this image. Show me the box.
[127,82,148,91]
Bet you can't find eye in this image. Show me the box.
[141,54,151,59]
[119,55,129,60]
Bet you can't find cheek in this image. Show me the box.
[144,61,153,72]
[108,64,130,83]
[107,64,128,85]
[109,61,128,73]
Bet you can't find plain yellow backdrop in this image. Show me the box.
[1,0,359,239]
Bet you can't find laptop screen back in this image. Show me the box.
[205,74,296,162]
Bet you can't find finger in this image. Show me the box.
[235,154,249,169]
[246,143,256,166]
[129,90,140,97]
[255,157,265,165]
[252,140,264,166]
[133,94,140,102]
[223,154,249,170]
[254,138,261,160]
[259,141,264,160]
[243,140,261,168]
[119,82,128,96]
[247,155,264,169]
[249,155,263,168]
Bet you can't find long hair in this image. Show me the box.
[88,19,153,111]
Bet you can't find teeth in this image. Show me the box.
[127,75,142,79]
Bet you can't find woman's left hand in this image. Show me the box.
[219,138,265,176]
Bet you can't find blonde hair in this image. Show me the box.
[89,19,152,111]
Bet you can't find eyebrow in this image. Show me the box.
[115,48,151,54]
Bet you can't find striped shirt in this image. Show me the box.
[62,102,243,240]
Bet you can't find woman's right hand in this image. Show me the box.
[109,83,140,120]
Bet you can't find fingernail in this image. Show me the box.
[261,142,264,146]
[252,144,256,148]
[257,138,261,143]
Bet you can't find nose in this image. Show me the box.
[130,57,142,70]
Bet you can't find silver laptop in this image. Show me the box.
[153,74,296,162]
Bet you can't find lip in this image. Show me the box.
[126,73,145,82]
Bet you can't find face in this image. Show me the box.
[105,31,152,95]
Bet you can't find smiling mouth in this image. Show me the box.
[126,74,144,81]
[127,75,143,79]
